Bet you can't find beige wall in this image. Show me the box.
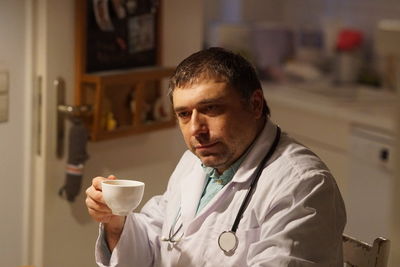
[393,100,400,266]
[28,1,203,267]
[83,0,204,213]
[0,0,27,266]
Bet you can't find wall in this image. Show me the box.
[84,0,205,209]
[0,0,202,266]
[227,0,400,34]
[36,1,203,267]
[203,0,284,47]
[281,0,400,62]
[203,1,400,266]
[282,0,400,32]
[0,1,27,266]
[204,0,283,24]
[395,102,400,266]
[83,0,204,211]
[206,0,400,63]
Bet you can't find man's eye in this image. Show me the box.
[177,111,191,118]
[203,105,221,115]
[205,105,216,111]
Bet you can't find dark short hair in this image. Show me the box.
[168,47,270,116]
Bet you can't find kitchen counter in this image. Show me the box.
[262,81,399,134]
[261,81,398,197]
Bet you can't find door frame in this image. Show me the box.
[21,0,37,264]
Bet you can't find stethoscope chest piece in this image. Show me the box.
[218,231,238,255]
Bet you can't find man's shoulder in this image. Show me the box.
[278,133,330,173]
[263,132,336,191]
[257,133,342,203]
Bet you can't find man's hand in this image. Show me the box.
[86,175,126,251]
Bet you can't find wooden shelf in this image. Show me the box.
[74,0,175,141]
[78,67,175,141]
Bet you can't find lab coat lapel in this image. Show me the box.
[232,120,278,184]
[180,161,207,232]
[178,120,278,233]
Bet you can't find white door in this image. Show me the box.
[29,1,99,266]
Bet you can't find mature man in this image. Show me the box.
[86,47,346,266]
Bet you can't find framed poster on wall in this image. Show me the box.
[83,0,161,73]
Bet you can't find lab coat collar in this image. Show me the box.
[180,160,207,232]
[179,119,278,231]
[231,119,279,184]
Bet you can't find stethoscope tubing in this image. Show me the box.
[231,126,281,233]
[163,126,282,252]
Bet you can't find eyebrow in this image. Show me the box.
[173,96,225,113]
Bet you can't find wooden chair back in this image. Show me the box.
[343,234,390,267]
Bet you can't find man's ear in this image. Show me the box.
[250,89,264,119]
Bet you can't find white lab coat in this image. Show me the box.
[96,120,346,267]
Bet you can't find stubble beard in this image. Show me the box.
[196,148,235,172]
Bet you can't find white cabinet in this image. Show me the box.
[346,126,395,243]
[263,82,397,202]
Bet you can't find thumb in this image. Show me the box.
[108,174,117,180]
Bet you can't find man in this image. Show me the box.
[86,47,346,266]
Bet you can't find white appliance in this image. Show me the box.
[345,126,395,244]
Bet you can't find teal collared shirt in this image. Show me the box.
[196,155,246,215]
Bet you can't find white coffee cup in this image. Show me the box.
[102,179,145,216]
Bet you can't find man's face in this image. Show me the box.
[172,80,264,173]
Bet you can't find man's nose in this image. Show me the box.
[190,110,208,136]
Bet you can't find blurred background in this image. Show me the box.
[0,0,399,266]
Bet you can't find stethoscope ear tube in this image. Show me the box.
[219,126,281,254]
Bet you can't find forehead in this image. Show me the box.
[172,80,236,108]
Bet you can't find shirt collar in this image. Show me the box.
[231,119,279,184]
[201,145,248,186]
[199,119,278,185]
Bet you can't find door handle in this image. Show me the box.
[55,77,91,159]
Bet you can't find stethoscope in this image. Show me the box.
[161,126,281,255]
[160,208,184,244]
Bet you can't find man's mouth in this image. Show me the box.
[195,142,218,150]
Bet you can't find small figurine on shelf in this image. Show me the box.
[106,112,117,131]
[141,101,153,123]
[153,96,168,121]
[128,89,136,122]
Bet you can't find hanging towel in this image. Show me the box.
[59,117,89,202]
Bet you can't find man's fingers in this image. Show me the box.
[92,175,118,190]
[86,175,119,223]
[92,176,108,191]
[108,175,117,180]
[85,194,111,213]
[87,207,113,223]
[86,184,105,203]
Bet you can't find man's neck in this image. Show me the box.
[215,117,268,174]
